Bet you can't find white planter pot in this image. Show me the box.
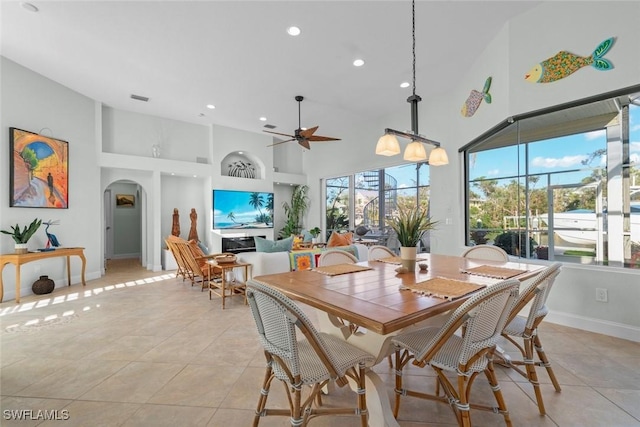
[15,243,28,254]
[400,246,417,271]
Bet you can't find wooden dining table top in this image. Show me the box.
[253,253,544,336]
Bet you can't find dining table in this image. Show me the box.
[253,252,545,427]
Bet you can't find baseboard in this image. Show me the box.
[546,311,640,343]
[111,253,140,260]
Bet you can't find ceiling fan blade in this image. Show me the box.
[307,135,341,142]
[267,138,295,147]
[298,139,311,150]
[263,130,296,138]
[299,126,319,138]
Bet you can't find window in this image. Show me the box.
[326,176,350,237]
[464,86,640,268]
[325,163,431,250]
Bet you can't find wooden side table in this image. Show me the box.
[207,261,250,309]
[0,247,87,303]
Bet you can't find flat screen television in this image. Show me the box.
[213,189,274,229]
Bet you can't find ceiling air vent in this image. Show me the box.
[130,94,149,102]
[263,124,276,129]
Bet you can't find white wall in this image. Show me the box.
[103,106,210,163]
[160,175,208,243]
[1,57,102,299]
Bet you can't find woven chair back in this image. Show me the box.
[318,249,358,266]
[246,280,342,380]
[368,245,395,261]
[461,244,509,262]
[508,262,562,330]
[415,279,519,367]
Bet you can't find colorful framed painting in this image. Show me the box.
[9,127,69,208]
[116,194,135,207]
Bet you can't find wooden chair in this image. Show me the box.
[391,279,520,427]
[462,244,509,262]
[246,279,375,426]
[171,239,221,290]
[317,249,358,266]
[367,245,395,261]
[165,235,191,282]
[496,262,563,415]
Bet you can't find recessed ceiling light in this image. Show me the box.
[353,59,365,67]
[238,151,243,155]
[400,82,410,88]
[259,117,267,121]
[287,26,301,36]
[206,104,215,109]
[21,2,39,12]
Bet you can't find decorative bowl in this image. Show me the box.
[214,254,237,264]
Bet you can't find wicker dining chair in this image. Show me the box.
[391,279,520,427]
[245,280,375,427]
[496,262,563,415]
[367,245,395,261]
[462,244,509,262]
[317,249,358,266]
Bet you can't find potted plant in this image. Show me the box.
[309,227,321,243]
[389,207,437,271]
[1,218,42,254]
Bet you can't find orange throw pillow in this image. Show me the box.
[327,231,353,247]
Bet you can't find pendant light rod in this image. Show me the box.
[375,0,448,165]
[409,0,420,135]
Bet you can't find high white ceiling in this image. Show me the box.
[1,1,540,143]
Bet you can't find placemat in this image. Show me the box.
[376,256,427,265]
[312,264,373,276]
[400,277,486,301]
[460,265,527,279]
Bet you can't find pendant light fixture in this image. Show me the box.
[375,0,448,166]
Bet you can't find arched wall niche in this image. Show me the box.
[221,151,265,179]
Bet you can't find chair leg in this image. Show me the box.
[533,334,562,392]
[291,379,303,427]
[457,374,472,427]
[393,350,405,418]
[484,359,512,427]
[357,362,368,427]
[523,334,546,415]
[254,364,275,427]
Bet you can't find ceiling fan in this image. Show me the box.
[264,95,341,149]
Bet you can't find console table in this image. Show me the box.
[0,247,87,303]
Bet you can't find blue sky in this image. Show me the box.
[469,104,640,185]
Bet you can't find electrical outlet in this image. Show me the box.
[595,288,608,302]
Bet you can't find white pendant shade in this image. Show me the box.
[428,147,449,166]
[375,134,401,156]
[403,140,427,161]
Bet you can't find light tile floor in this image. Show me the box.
[1,259,639,426]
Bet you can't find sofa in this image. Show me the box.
[237,243,369,279]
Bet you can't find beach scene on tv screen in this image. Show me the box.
[213,190,274,229]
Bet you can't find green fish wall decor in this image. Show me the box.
[525,37,615,83]
[461,76,492,117]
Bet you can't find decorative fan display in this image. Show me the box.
[264,95,340,149]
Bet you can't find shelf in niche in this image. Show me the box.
[273,171,306,186]
[221,152,261,179]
